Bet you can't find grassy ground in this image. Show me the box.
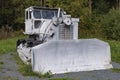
[108,40,120,63]
[0,35,26,55]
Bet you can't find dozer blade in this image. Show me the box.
[31,39,112,74]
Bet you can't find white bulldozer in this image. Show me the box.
[17,6,112,74]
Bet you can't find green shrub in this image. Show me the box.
[101,9,120,40]
[79,14,104,39]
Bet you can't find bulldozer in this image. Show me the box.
[17,6,112,74]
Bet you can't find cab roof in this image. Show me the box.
[25,6,60,11]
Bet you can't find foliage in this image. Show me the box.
[0,26,24,40]
[101,9,120,40]
[92,0,110,14]
[78,14,104,38]
[0,0,120,40]
[47,0,92,20]
[0,0,41,30]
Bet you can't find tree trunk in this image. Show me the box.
[119,0,120,10]
[116,0,120,10]
[41,0,46,7]
[89,0,92,15]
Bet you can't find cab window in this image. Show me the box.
[26,11,28,19]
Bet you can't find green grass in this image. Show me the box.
[108,40,120,63]
[13,53,37,76]
[111,68,120,73]
[13,53,52,78]
[0,35,26,55]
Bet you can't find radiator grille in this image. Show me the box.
[59,25,73,40]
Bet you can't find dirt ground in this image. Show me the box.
[0,52,120,80]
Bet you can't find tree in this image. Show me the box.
[92,0,110,14]
[101,9,120,40]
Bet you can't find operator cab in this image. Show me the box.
[25,6,63,34]
[25,6,62,20]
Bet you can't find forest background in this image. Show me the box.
[0,0,120,40]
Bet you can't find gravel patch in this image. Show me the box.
[0,52,39,80]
